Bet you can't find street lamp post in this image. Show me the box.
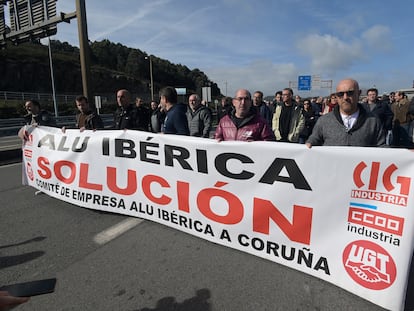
[47,37,58,117]
[145,56,154,101]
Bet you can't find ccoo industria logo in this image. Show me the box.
[351,161,411,207]
[343,240,396,290]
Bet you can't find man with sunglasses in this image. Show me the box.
[306,78,385,147]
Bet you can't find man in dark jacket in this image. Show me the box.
[18,99,56,140]
[113,89,138,130]
[215,89,275,141]
[362,88,393,132]
[217,97,233,123]
[253,90,272,126]
[186,94,212,138]
[272,88,304,142]
[306,79,385,147]
[23,99,56,126]
[149,100,165,133]
[135,97,150,131]
[160,86,189,135]
[75,95,103,130]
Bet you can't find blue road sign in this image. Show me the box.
[298,75,312,91]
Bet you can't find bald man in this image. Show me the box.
[113,89,138,130]
[306,78,385,147]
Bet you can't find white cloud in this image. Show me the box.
[297,34,364,75]
[361,25,392,50]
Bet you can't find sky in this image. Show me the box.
[39,0,414,97]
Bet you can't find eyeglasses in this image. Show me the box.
[336,90,355,98]
[233,97,250,102]
[282,93,290,96]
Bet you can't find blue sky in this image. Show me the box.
[50,0,414,97]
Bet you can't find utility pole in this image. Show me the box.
[145,56,154,101]
[47,37,58,117]
[76,0,92,101]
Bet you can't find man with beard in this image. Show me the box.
[272,88,304,143]
[74,95,103,130]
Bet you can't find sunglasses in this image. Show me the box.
[336,90,355,98]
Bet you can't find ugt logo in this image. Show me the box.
[352,162,411,207]
[343,240,396,290]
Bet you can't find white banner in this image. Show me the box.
[21,126,414,311]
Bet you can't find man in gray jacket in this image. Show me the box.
[306,78,385,147]
[186,94,212,138]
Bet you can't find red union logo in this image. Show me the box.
[348,208,404,235]
[343,240,396,290]
[353,161,410,195]
[352,161,411,207]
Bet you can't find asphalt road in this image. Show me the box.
[0,135,21,152]
[1,162,413,311]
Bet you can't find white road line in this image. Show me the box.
[94,217,144,245]
[0,162,21,168]
[0,144,21,151]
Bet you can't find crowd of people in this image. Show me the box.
[8,79,414,308]
[17,79,414,148]
[214,78,413,148]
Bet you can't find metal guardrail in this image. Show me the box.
[0,114,114,137]
[0,91,79,105]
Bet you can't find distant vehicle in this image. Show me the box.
[398,88,414,100]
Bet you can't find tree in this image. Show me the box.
[125,49,142,78]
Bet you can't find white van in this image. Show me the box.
[398,88,414,100]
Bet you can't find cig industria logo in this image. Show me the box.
[351,161,411,207]
[342,240,396,290]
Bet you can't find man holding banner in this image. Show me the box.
[306,78,385,147]
[215,89,274,141]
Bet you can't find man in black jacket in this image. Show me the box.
[23,99,56,126]
[75,95,103,130]
[362,88,393,132]
[114,89,138,130]
[135,97,150,131]
[18,99,56,140]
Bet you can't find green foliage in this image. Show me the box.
[0,38,222,117]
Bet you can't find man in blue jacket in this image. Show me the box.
[160,86,189,135]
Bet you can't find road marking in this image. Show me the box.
[94,218,144,245]
[0,144,21,151]
[0,162,21,168]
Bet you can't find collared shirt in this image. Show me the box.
[30,114,38,125]
[341,110,359,129]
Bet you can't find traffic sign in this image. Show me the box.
[298,75,312,91]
